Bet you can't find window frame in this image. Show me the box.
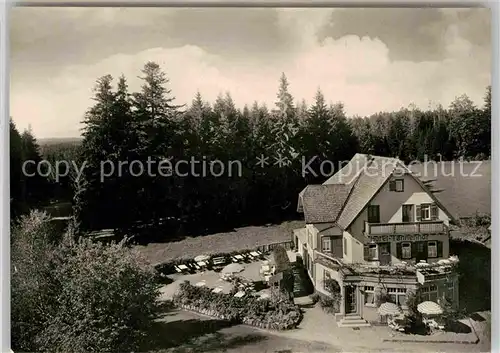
[387,287,407,306]
[401,242,412,259]
[367,205,380,223]
[427,241,438,258]
[395,179,404,192]
[321,237,331,252]
[402,204,413,223]
[421,284,438,301]
[367,244,378,260]
[364,286,375,307]
[420,204,432,221]
[323,269,331,284]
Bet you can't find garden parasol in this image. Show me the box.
[194,254,210,262]
[417,301,443,316]
[378,302,402,316]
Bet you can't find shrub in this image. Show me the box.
[309,293,320,305]
[374,286,392,307]
[173,282,302,330]
[12,211,162,353]
[272,246,291,273]
[271,246,294,297]
[319,294,339,314]
[319,279,342,314]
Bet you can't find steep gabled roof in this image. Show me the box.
[300,184,351,224]
[323,153,370,185]
[298,153,457,227]
[334,155,400,229]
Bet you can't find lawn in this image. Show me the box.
[135,220,304,265]
[143,308,335,353]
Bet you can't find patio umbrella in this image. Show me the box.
[221,263,244,274]
[194,255,210,262]
[417,301,443,315]
[378,302,402,316]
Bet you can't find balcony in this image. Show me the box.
[364,221,447,237]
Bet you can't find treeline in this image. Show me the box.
[10,121,51,220]
[11,62,491,242]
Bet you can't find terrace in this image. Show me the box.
[319,255,460,280]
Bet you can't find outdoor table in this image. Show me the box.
[195,281,206,287]
[234,255,244,260]
[178,264,188,270]
[234,291,245,298]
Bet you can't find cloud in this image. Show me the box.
[10,9,490,138]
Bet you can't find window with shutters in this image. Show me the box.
[389,179,404,192]
[427,241,438,258]
[367,205,380,223]
[401,242,412,259]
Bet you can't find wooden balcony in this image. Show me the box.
[365,221,447,237]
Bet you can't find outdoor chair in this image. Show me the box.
[177,264,189,273]
[212,257,227,268]
[185,263,197,273]
[233,254,245,263]
[241,253,252,263]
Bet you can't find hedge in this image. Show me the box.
[172,281,302,330]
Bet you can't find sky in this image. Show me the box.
[10,7,491,138]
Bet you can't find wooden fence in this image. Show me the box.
[256,240,294,253]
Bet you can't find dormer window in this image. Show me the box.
[389,178,404,192]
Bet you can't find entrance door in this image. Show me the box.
[378,242,391,265]
[344,285,357,314]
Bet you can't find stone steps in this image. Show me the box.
[337,315,371,328]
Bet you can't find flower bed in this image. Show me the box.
[172,281,302,330]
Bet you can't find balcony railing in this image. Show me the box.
[365,221,447,236]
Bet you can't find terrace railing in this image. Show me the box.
[364,221,447,236]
